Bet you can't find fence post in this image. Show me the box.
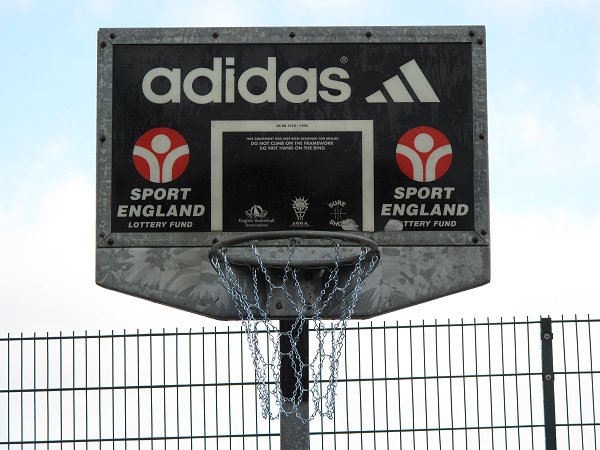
[279,319,310,450]
[540,317,557,450]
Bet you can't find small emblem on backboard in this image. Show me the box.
[328,200,347,227]
[239,204,274,228]
[291,197,310,228]
[246,205,269,219]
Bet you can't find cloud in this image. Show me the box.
[488,57,600,212]
[279,0,380,24]
[157,0,261,27]
[397,207,600,321]
[0,175,207,334]
[155,0,400,27]
[491,107,564,176]
[488,208,600,302]
[460,0,599,17]
[565,87,600,169]
[77,0,118,17]
[0,0,31,10]
[0,131,81,225]
[0,0,31,19]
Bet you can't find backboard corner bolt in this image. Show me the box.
[107,238,114,246]
[480,229,487,236]
[472,236,479,244]
[469,30,475,37]
[109,32,116,40]
[478,38,484,45]
[100,41,107,48]
[99,232,106,238]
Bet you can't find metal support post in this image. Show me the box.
[540,317,557,450]
[279,319,310,450]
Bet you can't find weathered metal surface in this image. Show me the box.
[96,245,489,319]
[96,26,489,319]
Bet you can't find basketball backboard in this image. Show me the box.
[96,26,490,319]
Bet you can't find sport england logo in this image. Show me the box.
[365,60,440,103]
[132,128,190,183]
[396,126,452,182]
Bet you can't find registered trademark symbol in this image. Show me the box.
[340,56,348,64]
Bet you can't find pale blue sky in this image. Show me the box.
[1,0,599,333]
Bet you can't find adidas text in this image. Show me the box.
[142,57,351,105]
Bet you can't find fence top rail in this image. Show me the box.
[1,316,598,342]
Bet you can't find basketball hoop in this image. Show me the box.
[210,231,380,421]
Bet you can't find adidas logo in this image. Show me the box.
[365,60,440,103]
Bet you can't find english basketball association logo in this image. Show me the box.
[395,126,452,182]
[132,128,190,183]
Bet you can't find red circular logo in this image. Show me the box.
[395,126,452,182]
[132,128,190,183]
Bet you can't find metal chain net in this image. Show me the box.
[211,238,379,422]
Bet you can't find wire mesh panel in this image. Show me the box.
[0,329,279,450]
[311,320,548,450]
[1,318,599,450]
[552,319,600,450]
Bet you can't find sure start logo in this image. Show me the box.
[395,126,452,182]
[132,128,190,183]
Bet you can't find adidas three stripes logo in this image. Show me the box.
[365,60,440,103]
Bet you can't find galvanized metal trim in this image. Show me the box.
[99,230,486,248]
[471,27,490,244]
[98,26,485,45]
[95,244,490,320]
[96,31,113,245]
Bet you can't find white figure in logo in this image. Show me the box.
[396,131,452,182]
[133,133,190,183]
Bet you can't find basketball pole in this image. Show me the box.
[279,319,310,449]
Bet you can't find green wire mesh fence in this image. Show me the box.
[1,317,598,449]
